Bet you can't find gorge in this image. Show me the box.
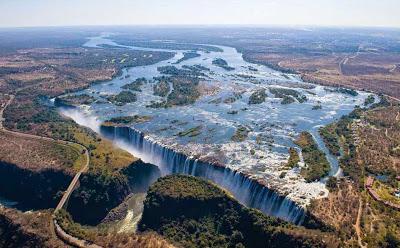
[57,33,371,225]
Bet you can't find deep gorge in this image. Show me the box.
[100,125,307,225]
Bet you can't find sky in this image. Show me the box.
[0,0,399,28]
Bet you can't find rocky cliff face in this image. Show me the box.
[0,162,72,210]
[139,175,338,248]
[0,207,65,248]
[100,124,306,224]
[67,159,161,225]
[0,215,43,248]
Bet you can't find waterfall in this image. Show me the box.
[100,125,306,225]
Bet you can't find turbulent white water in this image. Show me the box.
[99,125,306,224]
[0,196,18,208]
[59,33,372,224]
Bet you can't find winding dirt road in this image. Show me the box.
[354,197,366,248]
[0,95,14,130]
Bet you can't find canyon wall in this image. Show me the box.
[101,125,306,225]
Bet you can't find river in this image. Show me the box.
[58,33,371,224]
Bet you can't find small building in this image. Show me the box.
[396,176,400,181]
[365,176,374,188]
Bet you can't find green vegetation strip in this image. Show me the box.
[286,147,300,169]
[319,124,341,157]
[231,126,250,142]
[248,89,266,105]
[107,91,137,106]
[295,132,330,182]
[177,126,202,137]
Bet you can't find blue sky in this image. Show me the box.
[0,0,399,27]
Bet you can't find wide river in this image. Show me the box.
[60,34,371,209]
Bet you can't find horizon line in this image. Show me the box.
[1,23,400,30]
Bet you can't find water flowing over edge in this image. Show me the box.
[100,124,306,225]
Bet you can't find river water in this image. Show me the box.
[59,33,370,216]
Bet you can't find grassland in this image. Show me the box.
[373,181,400,206]
[241,41,400,99]
[0,130,85,172]
[68,127,136,172]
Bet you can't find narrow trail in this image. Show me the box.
[369,208,379,234]
[0,94,101,248]
[354,197,366,248]
[385,94,400,103]
[338,46,361,75]
[0,95,14,130]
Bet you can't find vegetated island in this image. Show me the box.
[212,58,235,71]
[325,87,358,96]
[173,51,201,64]
[248,89,266,104]
[153,77,171,97]
[121,77,148,92]
[146,66,204,108]
[54,94,96,107]
[295,132,330,182]
[269,88,308,104]
[107,90,137,106]
[102,115,153,127]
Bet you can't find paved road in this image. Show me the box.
[0,94,97,247]
[55,148,89,211]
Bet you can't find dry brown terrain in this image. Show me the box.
[309,99,400,247]
[0,45,168,172]
[358,105,400,175]
[0,207,67,248]
[0,130,84,172]
[309,179,361,246]
[0,44,169,246]
[93,232,175,248]
[247,52,400,99]
[0,47,171,95]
